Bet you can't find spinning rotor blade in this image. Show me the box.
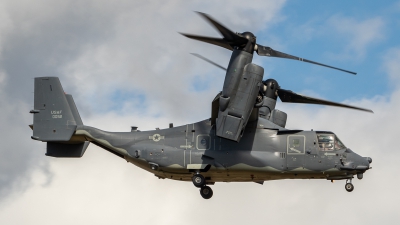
[277,89,373,113]
[195,12,248,46]
[191,53,227,71]
[256,45,357,75]
[180,33,233,50]
[183,12,357,75]
[180,12,248,50]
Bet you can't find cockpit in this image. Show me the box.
[316,132,346,151]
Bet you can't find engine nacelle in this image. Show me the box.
[216,63,264,142]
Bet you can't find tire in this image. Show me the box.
[345,183,354,192]
[200,186,213,199]
[192,174,205,188]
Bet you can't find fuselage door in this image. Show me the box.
[287,135,305,170]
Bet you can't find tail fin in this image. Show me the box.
[31,77,81,141]
[31,77,89,157]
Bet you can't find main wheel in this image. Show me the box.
[345,183,354,192]
[192,174,205,188]
[200,186,213,199]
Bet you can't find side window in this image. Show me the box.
[196,135,211,150]
[287,135,305,154]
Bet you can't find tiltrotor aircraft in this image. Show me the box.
[30,12,373,199]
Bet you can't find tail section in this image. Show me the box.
[31,77,89,157]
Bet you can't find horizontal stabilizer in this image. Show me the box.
[46,141,89,158]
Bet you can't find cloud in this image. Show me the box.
[285,13,385,63]
[0,86,52,200]
[326,15,385,60]
[58,0,286,125]
[383,47,400,83]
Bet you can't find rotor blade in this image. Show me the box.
[277,89,373,113]
[195,11,248,46]
[180,33,233,50]
[191,53,227,71]
[256,45,357,75]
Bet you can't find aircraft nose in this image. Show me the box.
[341,152,371,171]
[359,156,371,169]
[364,157,372,164]
[356,157,372,180]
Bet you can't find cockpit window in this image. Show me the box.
[317,133,346,151]
[335,136,346,150]
[318,134,334,151]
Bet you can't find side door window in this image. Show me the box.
[287,135,305,154]
[196,135,211,150]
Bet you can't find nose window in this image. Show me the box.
[335,137,346,150]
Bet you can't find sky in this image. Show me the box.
[0,0,399,224]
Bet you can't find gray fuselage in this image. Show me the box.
[70,117,370,184]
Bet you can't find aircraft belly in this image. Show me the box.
[127,153,344,183]
[147,168,342,183]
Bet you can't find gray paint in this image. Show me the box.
[30,27,373,198]
[217,63,264,142]
[32,77,78,141]
[30,77,371,190]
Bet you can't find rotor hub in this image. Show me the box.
[262,79,280,100]
[238,31,256,54]
[240,32,256,42]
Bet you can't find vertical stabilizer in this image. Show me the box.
[31,77,80,141]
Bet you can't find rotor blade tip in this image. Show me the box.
[179,32,191,38]
[195,11,207,16]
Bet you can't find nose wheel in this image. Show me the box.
[345,180,354,192]
[192,173,213,199]
[200,186,213,199]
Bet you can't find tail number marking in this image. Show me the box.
[51,110,63,119]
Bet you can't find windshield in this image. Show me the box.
[317,133,346,151]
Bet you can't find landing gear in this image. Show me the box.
[345,180,354,192]
[200,186,213,199]
[192,173,213,199]
[192,174,206,187]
